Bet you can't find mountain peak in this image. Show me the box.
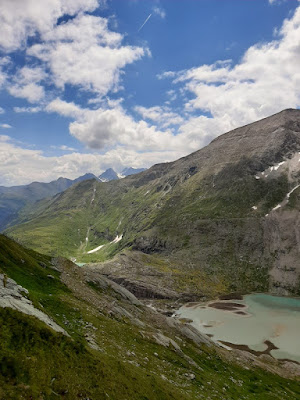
[121,167,147,177]
[99,168,119,182]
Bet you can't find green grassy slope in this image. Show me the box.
[1,234,300,399]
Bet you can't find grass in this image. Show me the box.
[1,234,300,399]
[4,159,297,297]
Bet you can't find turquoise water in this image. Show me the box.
[176,293,300,363]
[75,262,86,267]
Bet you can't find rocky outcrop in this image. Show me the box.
[0,273,67,335]
[264,209,300,295]
[107,276,180,300]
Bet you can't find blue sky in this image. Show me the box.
[0,0,299,185]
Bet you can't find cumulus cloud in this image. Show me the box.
[27,13,147,96]
[47,99,176,152]
[0,1,147,102]
[134,105,183,128]
[0,107,5,114]
[46,98,84,119]
[1,1,300,186]
[69,105,176,151]
[0,137,181,186]
[8,66,46,103]
[0,0,100,52]
[159,5,300,145]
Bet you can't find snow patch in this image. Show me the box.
[252,206,257,210]
[272,204,281,211]
[91,187,96,204]
[287,184,300,200]
[111,234,123,244]
[87,244,105,254]
[86,234,123,254]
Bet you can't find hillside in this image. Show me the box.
[6,109,300,298]
[0,173,97,231]
[2,234,300,399]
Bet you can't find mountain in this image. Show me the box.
[121,167,147,177]
[98,168,119,182]
[99,167,147,181]
[6,109,300,298]
[1,235,300,398]
[0,173,98,231]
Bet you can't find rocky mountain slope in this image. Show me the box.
[1,233,300,399]
[0,173,97,230]
[99,166,147,181]
[6,109,300,297]
[98,167,119,182]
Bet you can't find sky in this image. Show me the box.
[0,0,299,186]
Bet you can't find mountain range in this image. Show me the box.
[1,109,300,398]
[99,167,147,182]
[6,109,300,299]
[0,167,146,230]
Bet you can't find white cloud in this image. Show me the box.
[59,145,76,151]
[46,98,84,119]
[134,105,183,128]
[14,106,42,113]
[0,137,180,186]
[0,0,100,52]
[0,57,10,88]
[153,6,166,19]
[0,123,12,129]
[69,105,175,151]
[47,98,176,152]
[8,66,46,103]
[27,13,147,96]
[159,5,300,145]
[0,107,5,114]
[8,83,45,103]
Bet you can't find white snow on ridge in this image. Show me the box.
[287,184,300,200]
[257,152,300,181]
[272,204,281,211]
[266,183,300,217]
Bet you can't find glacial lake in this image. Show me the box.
[175,293,300,363]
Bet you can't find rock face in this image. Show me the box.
[0,273,67,335]
[264,210,300,295]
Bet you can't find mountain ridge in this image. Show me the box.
[6,109,300,298]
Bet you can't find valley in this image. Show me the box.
[1,110,300,398]
[6,109,300,298]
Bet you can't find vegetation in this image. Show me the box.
[1,234,300,399]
